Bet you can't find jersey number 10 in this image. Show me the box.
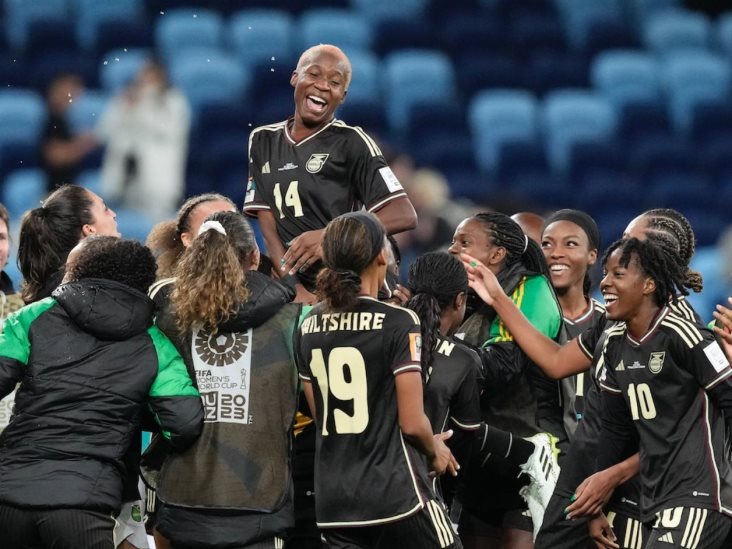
[627,382,657,420]
[274,181,304,218]
[310,347,370,436]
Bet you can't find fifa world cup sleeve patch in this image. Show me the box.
[379,166,403,193]
[409,333,422,362]
[244,177,256,203]
[704,341,730,373]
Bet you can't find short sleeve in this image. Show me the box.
[673,325,732,390]
[242,132,271,216]
[449,350,482,431]
[598,351,622,394]
[578,319,607,359]
[389,309,423,377]
[347,127,408,213]
[293,323,311,382]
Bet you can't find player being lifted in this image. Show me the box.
[295,212,460,549]
[243,44,417,303]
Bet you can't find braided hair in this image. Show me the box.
[472,212,551,278]
[602,237,688,308]
[406,252,468,377]
[638,208,702,293]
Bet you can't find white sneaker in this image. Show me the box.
[517,433,560,540]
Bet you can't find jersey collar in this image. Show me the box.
[284,116,338,146]
[625,305,669,346]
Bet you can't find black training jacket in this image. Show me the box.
[0,278,203,512]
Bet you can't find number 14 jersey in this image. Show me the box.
[295,297,434,527]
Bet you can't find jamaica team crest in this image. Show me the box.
[306,153,329,173]
[649,352,665,374]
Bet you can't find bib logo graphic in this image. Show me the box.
[306,153,329,173]
[195,327,250,367]
[131,503,142,522]
[649,352,665,374]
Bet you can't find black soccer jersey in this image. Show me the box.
[599,306,732,522]
[244,118,407,247]
[424,335,482,435]
[560,298,606,439]
[295,297,433,527]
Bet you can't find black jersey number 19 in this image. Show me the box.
[310,346,370,436]
[274,181,304,219]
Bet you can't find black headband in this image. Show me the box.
[543,209,601,251]
[339,210,386,262]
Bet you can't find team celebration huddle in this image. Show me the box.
[2,42,732,549]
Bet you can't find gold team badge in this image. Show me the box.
[306,153,329,173]
[649,352,665,374]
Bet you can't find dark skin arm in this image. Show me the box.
[281,196,418,275]
[566,453,640,518]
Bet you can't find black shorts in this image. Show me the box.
[643,507,732,549]
[0,503,115,549]
[323,500,461,549]
[534,492,593,549]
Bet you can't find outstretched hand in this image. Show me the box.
[588,513,619,549]
[713,297,732,354]
[461,253,502,306]
[565,469,616,519]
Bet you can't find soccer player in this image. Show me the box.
[595,237,732,548]
[540,209,604,442]
[148,211,301,549]
[0,236,202,548]
[295,211,460,549]
[243,44,417,302]
[448,212,563,547]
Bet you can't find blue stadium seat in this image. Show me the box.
[494,140,549,186]
[68,91,110,133]
[99,49,151,93]
[383,49,456,134]
[405,100,467,151]
[169,48,249,112]
[553,0,625,50]
[629,137,700,189]
[4,0,70,50]
[337,99,388,139]
[661,51,731,132]
[349,0,427,23]
[524,51,588,95]
[227,9,294,70]
[616,101,673,149]
[372,18,434,56]
[567,141,626,188]
[2,168,46,219]
[542,89,617,173]
[114,206,156,242]
[455,53,524,98]
[439,15,507,60]
[625,0,681,25]
[0,90,46,148]
[582,18,639,58]
[345,50,380,104]
[591,51,661,111]
[690,100,732,149]
[155,9,225,62]
[468,89,539,174]
[717,13,732,59]
[297,8,373,55]
[74,0,144,51]
[643,9,711,55]
[94,20,153,59]
[509,13,567,59]
[0,142,39,180]
[25,19,77,60]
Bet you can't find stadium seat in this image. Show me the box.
[1,168,46,219]
[0,90,46,148]
[629,137,700,189]
[25,19,78,60]
[439,15,507,60]
[494,140,548,186]
[509,13,567,60]
[468,89,539,174]
[94,20,154,59]
[524,51,588,95]
[67,90,110,133]
[626,0,681,25]
[582,18,639,58]
[405,100,467,151]
[74,0,144,51]
[4,0,70,51]
[717,13,732,59]
[99,49,151,93]
[455,53,524,98]
[169,48,249,112]
[542,89,617,173]
[227,9,294,70]
[553,0,625,50]
[0,142,39,181]
[591,51,661,111]
[616,101,673,149]
[337,99,388,139]
[349,0,427,23]
[383,49,456,134]
[342,50,380,105]
[643,10,711,55]
[690,100,732,149]
[297,8,372,55]
[661,51,731,132]
[567,141,626,188]
[372,18,434,56]
[155,9,225,62]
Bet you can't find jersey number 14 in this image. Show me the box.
[274,181,304,218]
[310,347,369,436]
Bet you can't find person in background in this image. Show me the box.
[512,212,545,245]
[0,236,202,549]
[17,184,119,304]
[98,59,191,221]
[40,72,98,192]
